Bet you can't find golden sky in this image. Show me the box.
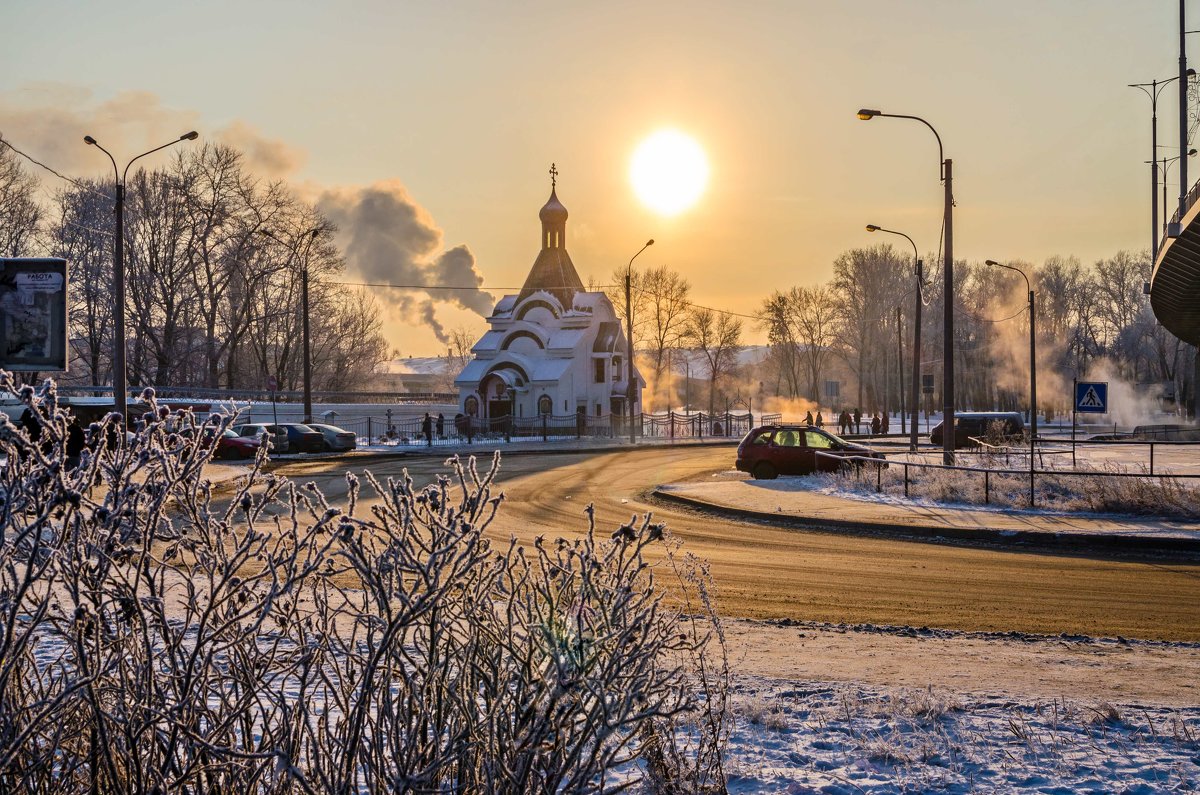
[1,1,1190,354]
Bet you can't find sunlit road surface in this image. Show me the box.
[271,446,1200,642]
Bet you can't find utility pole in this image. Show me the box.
[301,229,320,424]
[1181,0,1190,220]
[625,270,635,443]
[943,158,955,464]
[911,260,923,453]
[624,239,653,443]
[896,306,904,436]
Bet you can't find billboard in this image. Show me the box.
[0,258,68,372]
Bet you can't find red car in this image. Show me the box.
[735,425,884,479]
[215,428,262,459]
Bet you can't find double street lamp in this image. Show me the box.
[1148,149,1198,242]
[625,239,654,444]
[866,224,923,453]
[1129,68,1195,254]
[84,131,199,424]
[984,259,1036,507]
[857,108,955,463]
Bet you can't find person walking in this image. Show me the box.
[436,412,444,439]
[853,408,862,434]
[815,410,824,428]
[805,410,814,426]
[871,413,881,435]
[839,409,850,435]
[422,412,433,446]
[881,412,890,434]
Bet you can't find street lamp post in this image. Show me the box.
[1129,68,1194,254]
[625,239,654,444]
[985,260,1036,507]
[857,109,955,463]
[84,131,199,424]
[866,224,923,453]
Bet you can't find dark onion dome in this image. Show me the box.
[539,188,568,224]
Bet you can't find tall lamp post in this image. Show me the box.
[1129,68,1194,255]
[625,239,654,444]
[985,259,1036,507]
[262,228,321,423]
[84,130,199,424]
[857,108,955,463]
[866,224,923,452]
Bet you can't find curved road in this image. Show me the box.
[275,445,1200,642]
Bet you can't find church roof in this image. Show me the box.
[519,179,583,307]
[519,246,584,306]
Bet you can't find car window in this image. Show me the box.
[752,430,773,445]
[805,431,834,449]
[774,430,800,447]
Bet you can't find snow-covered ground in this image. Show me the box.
[720,619,1200,793]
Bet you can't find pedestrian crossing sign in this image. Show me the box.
[1074,381,1108,414]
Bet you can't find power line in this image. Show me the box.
[0,136,108,199]
[333,279,762,320]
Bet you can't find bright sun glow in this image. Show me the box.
[630,130,709,216]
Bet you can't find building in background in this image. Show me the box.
[455,175,642,423]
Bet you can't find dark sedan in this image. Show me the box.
[735,425,885,480]
[276,423,327,454]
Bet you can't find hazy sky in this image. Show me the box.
[1,1,1190,355]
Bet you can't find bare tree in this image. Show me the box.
[683,307,743,416]
[0,138,41,257]
[639,265,692,404]
[47,181,114,385]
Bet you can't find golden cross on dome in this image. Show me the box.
[549,162,558,189]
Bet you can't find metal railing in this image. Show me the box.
[228,410,781,449]
[818,449,1200,508]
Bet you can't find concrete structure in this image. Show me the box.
[455,174,643,423]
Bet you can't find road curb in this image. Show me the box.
[276,439,739,468]
[651,488,1200,559]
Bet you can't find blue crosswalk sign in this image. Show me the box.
[1075,381,1108,414]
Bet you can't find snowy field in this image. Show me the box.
[719,619,1200,792]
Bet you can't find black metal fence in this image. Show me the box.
[266,410,782,448]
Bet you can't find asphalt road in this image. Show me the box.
[273,445,1200,642]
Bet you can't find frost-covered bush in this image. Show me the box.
[0,376,728,793]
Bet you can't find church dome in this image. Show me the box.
[539,189,568,224]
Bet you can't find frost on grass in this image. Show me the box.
[724,682,1200,793]
[827,457,1200,519]
[0,375,730,793]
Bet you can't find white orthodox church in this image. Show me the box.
[455,171,643,424]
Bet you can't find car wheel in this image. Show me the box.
[752,462,777,480]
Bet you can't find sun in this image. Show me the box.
[630,129,709,216]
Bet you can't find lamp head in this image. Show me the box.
[1190,68,1197,78]
[985,259,1001,267]
[646,239,655,246]
[1190,148,1198,156]
[865,224,880,232]
[857,109,880,120]
[83,135,97,145]
[180,131,199,141]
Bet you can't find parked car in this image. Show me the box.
[215,428,262,459]
[307,422,357,452]
[929,412,1024,448]
[232,423,290,454]
[275,422,326,454]
[736,425,885,479]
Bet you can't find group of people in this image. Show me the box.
[803,407,890,436]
